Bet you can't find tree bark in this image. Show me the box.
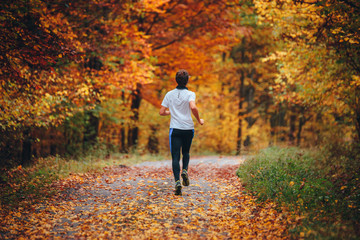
[236,69,245,155]
[147,124,159,154]
[50,130,57,156]
[218,52,226,153]
[244,70,256,147]
[128,87,142,149]
[21,129,32,166]
[119,91,127,152]
[289,110,296,144]
[355,88,360,143]
[355,108,360,143]
[297,116,305,146]
[83,110,99,152]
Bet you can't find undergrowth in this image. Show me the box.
[237,146,360,239]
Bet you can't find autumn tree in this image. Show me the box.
[0,0,84,165]
[254,0,360,142]
[128,0,246,147]
[0,0,156,163]
[92,0,250,153]
[230,28,278,154]
[1,0,254,163]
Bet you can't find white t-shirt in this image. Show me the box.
[161,88,196,130]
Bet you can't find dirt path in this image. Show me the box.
[1,156,291,239]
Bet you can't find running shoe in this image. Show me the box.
[181,169,190,186]
[174,180,182,196]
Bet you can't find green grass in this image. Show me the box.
[237,146,360,239]
[0,151,167,208]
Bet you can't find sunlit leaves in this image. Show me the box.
[254,0,360,139]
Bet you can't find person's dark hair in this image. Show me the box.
[175,69,189,87]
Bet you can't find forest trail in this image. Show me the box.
[1,156,292,239]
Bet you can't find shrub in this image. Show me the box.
[237,146,359,239]
[237,147,333,211]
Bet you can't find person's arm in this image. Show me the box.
[159,106,170,116]
[189,101,204,125]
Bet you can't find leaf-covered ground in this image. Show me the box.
[1,157,294,239]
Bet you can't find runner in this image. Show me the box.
[159,69,204,195]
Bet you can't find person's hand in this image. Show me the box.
[199,119,204,125]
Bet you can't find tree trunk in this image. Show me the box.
[355,89,360,142]
[236,69,245,155]
[218,81,225,153]
[119,91,127,152]
[297,116,305,146]
[147,124,159,154]
[128,87,142,149]
[289,111,296,145]
[50,133,56,155]
[244,69,256,147]
[83,110,99,152]
[218,52,226,153]
[21,129,32,166]
[120,124,126,152]
[355,109,360,143]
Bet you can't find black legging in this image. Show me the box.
[169,128,194,182]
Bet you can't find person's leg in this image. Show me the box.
[170,129,182,182]
[182,129,194,171]
[181,130,194,186]
[170,129,183,195]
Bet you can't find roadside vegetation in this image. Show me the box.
[237,145,360,239]
[0,148,167,208]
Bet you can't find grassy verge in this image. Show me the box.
[0,152,167,208]
[237,146,360,239]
